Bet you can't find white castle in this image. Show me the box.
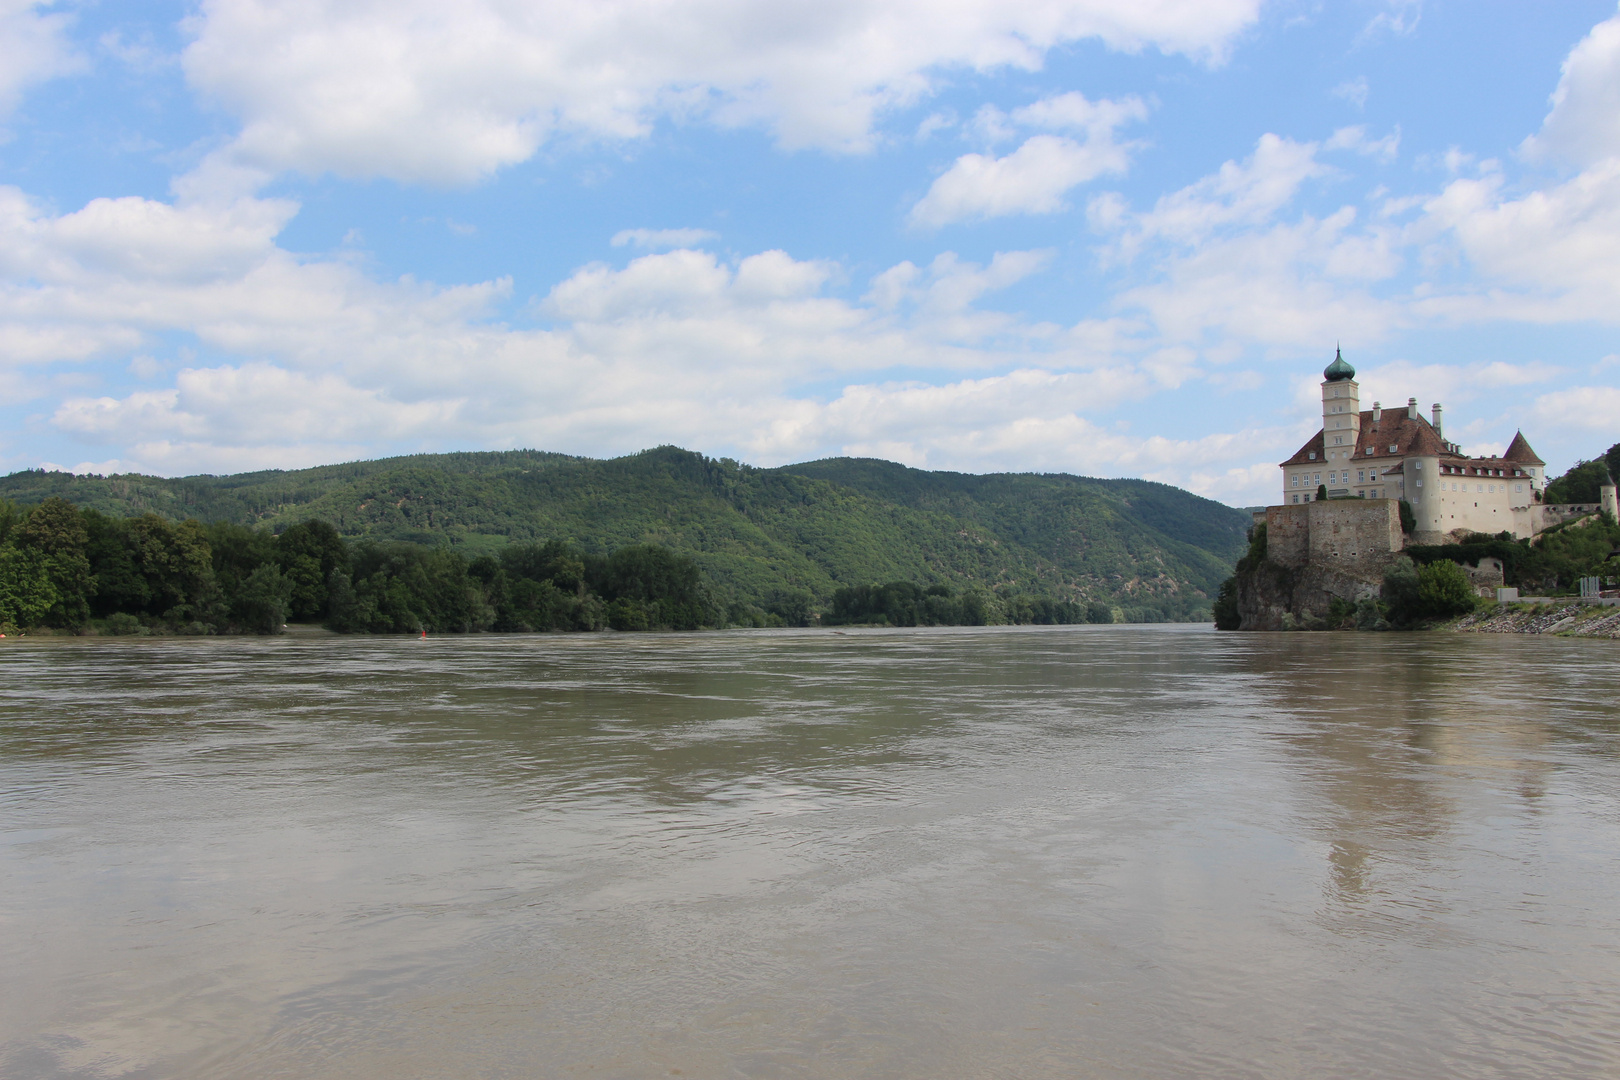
[1276,349,1614,541]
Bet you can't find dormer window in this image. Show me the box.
[1388,444,1397,453]
[1309,452,1316,460]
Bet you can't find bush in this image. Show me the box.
[1384,556,1476,625]
[103,611,146,636]
[1416,559,1478,619]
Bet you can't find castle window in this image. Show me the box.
[1292,494,1299,504]
[1389,444,1397,452]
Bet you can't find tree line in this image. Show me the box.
[0,496,1133,635]
[0,496,720,635]
[824,581,1115,627]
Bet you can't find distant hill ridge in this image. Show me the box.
[0,446,1250,621]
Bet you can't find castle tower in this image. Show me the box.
[1321,347,1361,452]
[1603,469,1618,521]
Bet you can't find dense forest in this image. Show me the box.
[0,497,720,635]
[0,446,1253,629]
[0,496,1165,635]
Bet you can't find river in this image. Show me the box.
[2,626,1618,1078]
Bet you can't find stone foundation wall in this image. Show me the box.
[1265,499,1402,574]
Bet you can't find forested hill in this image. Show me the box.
[0,447,1250,621]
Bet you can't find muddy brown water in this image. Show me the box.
[2,626,1618,1078]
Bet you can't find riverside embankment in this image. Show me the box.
[1455,599,1620,638]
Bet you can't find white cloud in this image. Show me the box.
[1324,124,1399,162]
[1097,133,1331,259]
[1084,135,1404,350]
[910,92,1148,227]
[54,363,464,446]
[1532,385,1620,431]
[7,187,1148,476]
[1331,77,1369,110]
[1358,2,1421,42]
[1522,6,1620,166]
[1416,158,1620,321]
[611,227,720,249]
[178,0,1257,184]
[0,0,82,118]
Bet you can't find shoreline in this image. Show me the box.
[1454,600,1620,638]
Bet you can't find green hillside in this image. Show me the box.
[0,446,1249,621]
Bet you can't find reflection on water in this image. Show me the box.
[2,626,1619,1079]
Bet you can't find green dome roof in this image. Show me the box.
[1323,347,1355,382]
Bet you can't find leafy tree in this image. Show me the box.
[0,498,22,547]
[591,543,715,630]
[1383,556,1477,625]
[1381,556,1423,627]
[0,544,57,629]
[17,497,93,628]
[126,515,217,622]
[206,521,278,600]
[1416,560,1477,619]
[231,564,294,633]
[1212,576,1241,630]
[1545,459,1614,504]
[766,587,814,628]
[274,519,348,619]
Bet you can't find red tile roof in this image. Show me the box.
[1281,408,1444,467]
[1502,431,1545,466]
[1281,410,1544,476]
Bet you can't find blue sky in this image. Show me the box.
[1,0,1618,506]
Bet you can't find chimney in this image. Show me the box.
[1431,402,1442,437]
[1372,401,1381,423]
[1407,397,1418,420]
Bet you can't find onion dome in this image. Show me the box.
[1323,346,1355,382]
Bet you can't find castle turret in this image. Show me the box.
[1321,348,1361,452]
[1603,469,1618,521]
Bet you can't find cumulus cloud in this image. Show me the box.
[1096,133,1331,260]
[8,185,1155,477]
[1083,134,1404,352]
[910,92,1148,226]
[178,0,1257,184]
[1532,385,1620,431]
[0,0,82,118]
[1522,5,1620,166]
[1417,158,1620,321]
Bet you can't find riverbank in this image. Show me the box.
[1455,600,1620,638]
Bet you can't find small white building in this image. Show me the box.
[1279,350,1549,540]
